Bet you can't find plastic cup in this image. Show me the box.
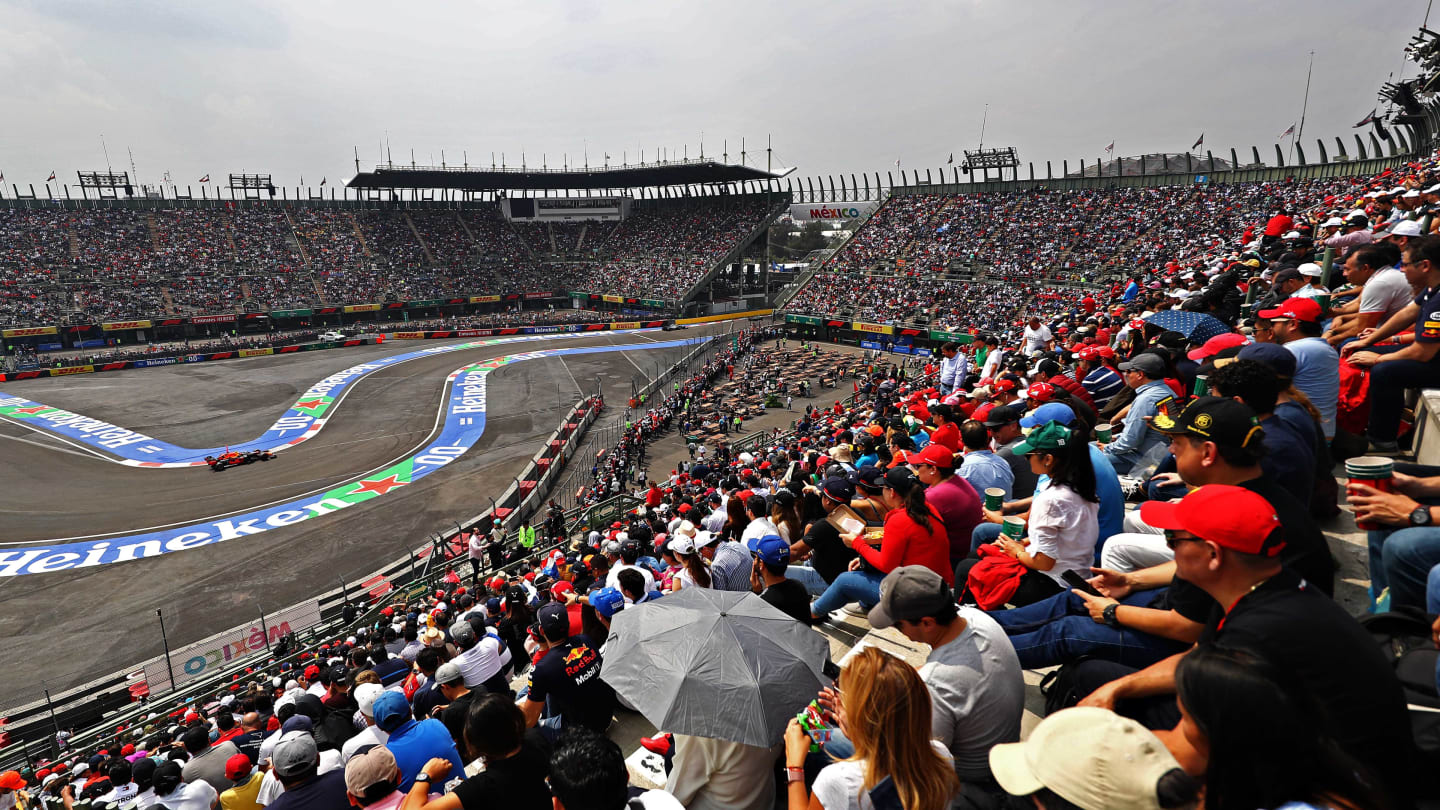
[1095,424,1113,443]
[1001,516,1026,540]
[1346,456,1395,531]
[1315,294,1332,311]
[1193,374,1209,397]
[984,488,1005,512]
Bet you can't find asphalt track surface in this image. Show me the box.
[0,326,723,699]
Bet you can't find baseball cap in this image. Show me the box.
[537,602,571,639]
[1025,382,1055,402]
[1151,396,1264,452]
[0,771,26,790]
[371,691,412,733]
[224,753,253,782]
[1296,262,1323,277]
[1116,353,1165,377]
[883,465,919,490]
[354,683,384,718]
[1270,267,1302,287]
[345,745,399,796]
[1387,219,1425,237]
[912,443,955,469]
[551,580,575,599]
[867,566,955,629]
[755,535,791,566]
[1186,332,1248,361]
[272,731,320,778]
[982,404,1021,427]
[1020,402,1076,429]
[1235,342,1297,378]
[821,476,855,503]
[1140,485,1284,556]
[989,707,1183,810]
[590,587,626,619]
[1010,421,1074,455]
[434,661,464,686]
[1256,297,1321,323]
[449,621,476,647]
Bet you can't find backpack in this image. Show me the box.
[1359,608,1440,755]
[961,544,1028,610]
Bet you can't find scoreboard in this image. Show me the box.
[503,196,631,222]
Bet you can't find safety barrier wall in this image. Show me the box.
[0,338,383,382]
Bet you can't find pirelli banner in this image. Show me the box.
[602,294,625,304]
[2,326,58,338]
[852,321,895,335]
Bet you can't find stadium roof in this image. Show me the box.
[346,159,790,192]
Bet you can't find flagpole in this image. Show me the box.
[1290,49,1315,165]
[978,103,988,151]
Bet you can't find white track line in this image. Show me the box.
[0,430,110,461]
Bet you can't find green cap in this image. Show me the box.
[1010,421,1074,455]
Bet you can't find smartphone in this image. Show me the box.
[1062,569,1102,597]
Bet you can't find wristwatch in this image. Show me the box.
[786,767,806,783]
[1411,506,1433,527]
[1102,603,1121,628]
[414,774,432,785]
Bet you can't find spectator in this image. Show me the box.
[784,646,958,810]
[150,760,219,810]
[865,566,1024,791]
[344,746,407,810]
[1174,644,1389,810]
[749,534,812,622]
[1100,352,1172,474]
[1325,242,1408,347]
[267,730,351,810]
[987,405,1040,499]
[342,683,390,762]
[401,694,551,810]
[787,477,861,597]
[1255,297,1339,442]
[954,420,1014,502]
[811,466,951,619]
[911,442,985,566]
[433,663,476,753]
[218,754,262,810]
[181,722,242,794]
[697,526,753,592]
[372,691,466,794]
[549,729,683,810]
[988,707,1198,810]
[522,603,617,737]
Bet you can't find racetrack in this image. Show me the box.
[0,325,726,699]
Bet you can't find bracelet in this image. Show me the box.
[786,766,806,783]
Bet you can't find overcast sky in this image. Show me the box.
[0,0,1429,191]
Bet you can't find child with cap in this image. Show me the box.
[218,754,262,810]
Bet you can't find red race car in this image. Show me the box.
[205,449,276,471]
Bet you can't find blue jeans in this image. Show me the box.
[1429,565,1440,694]
[970,522,1003,554]
[786,563,830,597]
[1375,526,1440,611]
[986,589,1187,670]
[1367,344,1440,442]
[811,569,885,617]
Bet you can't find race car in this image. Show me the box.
[205,449,276,470]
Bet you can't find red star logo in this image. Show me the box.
[294,399,327,411]
[350,475,406,496]
[10,406,46,415]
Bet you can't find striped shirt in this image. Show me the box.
[709,540,754,592]
[1082,366,1126,409]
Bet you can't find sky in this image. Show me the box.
[0,0,1429,192]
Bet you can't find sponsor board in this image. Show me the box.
[344,304,381,313]
[470,295,501,304]
[191,314,238,324]
[787,201,879,222]
[238,348,274,358]
[675,309,773,325]
[852,321,894,335]
[0,337,695,577]
[269,309,312,318]
[132,357,179,368]
[2,326,58,338]
[50,365,95,376]
[785,315,822,326]
[101,320,152,331]
[602,294,624,304]
[610,322,641,329]
[391,331,427,339]
[139,601,322,692]
[524,291,552,299]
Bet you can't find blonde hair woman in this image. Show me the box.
[785,647,957,810]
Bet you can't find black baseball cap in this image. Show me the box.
[821,476,855,502]
[537,603,570,640]
[1151,396,1264,452]
[983,405,1021,427]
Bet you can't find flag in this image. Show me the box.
[199,174,210,183]
[1104,142,1114,154]
[894,158,901,167]
[947,153,954,164]
[1278,124,1295,139]
[1192,133,1204,150]
[1354,108,1378,128]
[0,171,5,183]
[47,171,56,181]
[320,177,327,186]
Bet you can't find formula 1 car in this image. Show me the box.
[205,449,275,471]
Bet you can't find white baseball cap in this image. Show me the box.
[989,707,1183,809]
[354,683,385,718]
[1388,219,1425,237]
[1297,262,1323,277]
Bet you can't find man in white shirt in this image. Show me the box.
[1326,243,1412,347]
[341,683,391,762]
[604,538,657,593]
[738,495,779,551]
[448,621,511,692]
[1021,317,1053,357]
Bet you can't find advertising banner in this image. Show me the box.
[132,357,179,368]
[640,299,667,308]
[190,314,238,324]
[101,320,152,331]
[524,291,552,300]
[787,201,880,222]
[2,326,58,338]
[343,304,381,313]
[470,295,501,304]
[406,299,444,308]
[852,322,894,335]
[602,294,624,304]
[270,309,313,318]
[238,348,274,358]
[50,365,96,376]
[140,600,323,692]
[785,315,822,325]
[928,330,974,344]
[610,322,640,330]
[391,331,427,340]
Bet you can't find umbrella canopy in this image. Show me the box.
[1144,309,1230,343]
[600,587,831,747]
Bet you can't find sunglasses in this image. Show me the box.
[1163,529,1201,549]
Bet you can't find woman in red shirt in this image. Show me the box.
[809,467,951,619]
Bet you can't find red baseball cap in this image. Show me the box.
[1139,485,1284,556]
[224,754,253,781]
[1026,382,1055,402]
[1129,318,1146,330]
[1257,297,1322,323]
[0,771,27,790]
[912,443,955,469]
[551,581,574,598]
[1186,332,1249,361]
[993,378,1018,393]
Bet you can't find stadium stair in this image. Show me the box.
[284,210,313,269]
[403,212,437,265]
[576,223,588,251]
[145,214,160,251]
[349,213,371,258]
